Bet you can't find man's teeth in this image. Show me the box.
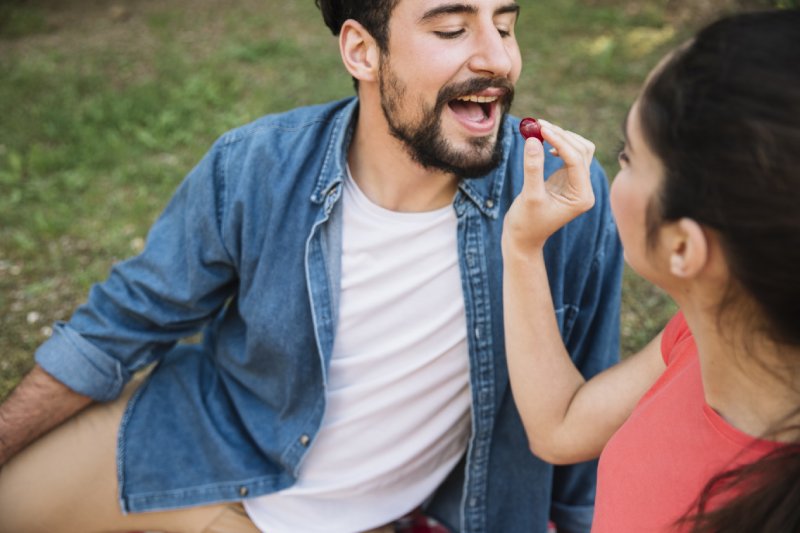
[455,95,498,103]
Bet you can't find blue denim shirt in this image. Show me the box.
[36,97,622,532]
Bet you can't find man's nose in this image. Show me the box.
[468,25,515,78]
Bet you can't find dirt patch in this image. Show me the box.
[0,0,287,96]
[0,0,268,57]
[582,0,782,27]
[666,0,780,26]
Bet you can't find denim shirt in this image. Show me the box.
[36,97,622,533]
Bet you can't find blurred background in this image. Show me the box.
[0,0,793,397]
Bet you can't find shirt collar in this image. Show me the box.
[312,96,509,220]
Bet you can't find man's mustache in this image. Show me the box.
[436,77,515,110]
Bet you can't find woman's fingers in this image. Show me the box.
[522,136,546,198]
[505,119,597,251]
[539,122,594,207]
[539,119,595,170]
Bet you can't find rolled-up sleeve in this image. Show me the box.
[34,137,238,402]
[35,322,129,401]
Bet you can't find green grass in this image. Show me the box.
[0,2,50,39]
[0,0,690,398]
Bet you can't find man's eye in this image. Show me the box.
[497,27,511,37]
[434,29,465,39]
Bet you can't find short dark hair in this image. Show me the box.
[315,0,401,51]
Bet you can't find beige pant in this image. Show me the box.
[0,375,393,533]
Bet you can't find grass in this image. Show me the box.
[0,0,693,398]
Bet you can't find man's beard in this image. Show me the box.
[379,59,514,179]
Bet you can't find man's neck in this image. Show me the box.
[347,102,459,213]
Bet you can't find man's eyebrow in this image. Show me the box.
[419,3,477,23]
[418,2,520,24]
[495,3,521,17]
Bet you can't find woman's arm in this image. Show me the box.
[502,121,665,464]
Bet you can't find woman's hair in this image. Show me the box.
[640,9,800,345]
[315,0,400,50]
[638,9,800,531]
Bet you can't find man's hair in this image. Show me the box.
[315,0,401,51]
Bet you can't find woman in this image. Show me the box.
[502,9,800,532]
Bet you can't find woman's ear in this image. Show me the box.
[667,218,708,278]
[339,19,380,83]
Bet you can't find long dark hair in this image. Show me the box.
[638,9,800,532]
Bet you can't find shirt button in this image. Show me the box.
[299,434,311,446]
[485,199,494,208]
[239,486,249,497]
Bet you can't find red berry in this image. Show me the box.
[519,117,543,142]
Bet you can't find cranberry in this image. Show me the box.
[519,117,543,142]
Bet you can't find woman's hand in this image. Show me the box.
[502,120,667,464]
[503,120,596,254]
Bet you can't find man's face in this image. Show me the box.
[378,0,522,178]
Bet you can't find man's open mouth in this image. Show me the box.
[448,94,498,123]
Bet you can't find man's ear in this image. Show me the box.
[667,218,708,278]
[339,19,380,83]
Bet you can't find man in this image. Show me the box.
[0,1,622,531]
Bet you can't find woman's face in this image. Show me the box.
[610,99,670,286]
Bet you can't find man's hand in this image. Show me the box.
[503,119,596,254]
[0,364,93,466]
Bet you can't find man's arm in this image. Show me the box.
[0,364,92,466]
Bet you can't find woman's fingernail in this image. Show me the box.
[526,138,541,153]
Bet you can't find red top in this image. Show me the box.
[592,313,778,532]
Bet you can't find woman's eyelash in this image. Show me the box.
[616,140,630,163]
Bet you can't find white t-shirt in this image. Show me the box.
[243,171,471,533]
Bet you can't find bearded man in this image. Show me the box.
[0,1,622,532]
